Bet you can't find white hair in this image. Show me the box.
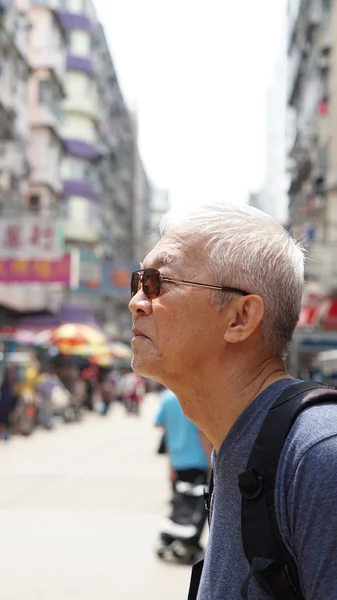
[160,203,305,360]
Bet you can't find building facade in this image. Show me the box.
[287,0,337,292]
[286,0,337,377]
[56,0,102,248]
[27,1,66,215]
[92,22,134,263]
[0,0,30,215]
[0,0,153,336]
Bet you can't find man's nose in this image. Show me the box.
[128,290,153,315]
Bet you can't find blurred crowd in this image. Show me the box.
[0,345,155,441]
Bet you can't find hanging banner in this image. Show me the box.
[74,261,137,297]
[0,255,72,285]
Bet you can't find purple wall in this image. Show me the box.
[66,54,94,76]
[56,11,92,33]
[63,179,97,201]
[62,139,100,161]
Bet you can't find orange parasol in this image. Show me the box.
[35,324,106,348]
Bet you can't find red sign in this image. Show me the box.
[0,255,71,285]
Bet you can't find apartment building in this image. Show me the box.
[287,0,337,376]
[92,22,134,263]
[0,0,30,214]
[54,0,102,248]
[287,0,337,291]
[0,0,152,331]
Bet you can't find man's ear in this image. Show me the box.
[223,295,265,344]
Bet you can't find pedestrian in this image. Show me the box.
[97,369,114,416]
[0,353,18,440]
[80,366,94,411]
[35,362,70,429]
[129,202,337,600]
[155,388,211,563]
[120,369,145,415]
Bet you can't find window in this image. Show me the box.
[64,30,71,49]
[85,76,94,97]
[67,158,88,179]
[322,0,332,25]
[38,78,62,118]
[59,0,67,9]
[28,195,41,212]
[38,80,53,105]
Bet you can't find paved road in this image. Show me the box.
[0,395,193,599]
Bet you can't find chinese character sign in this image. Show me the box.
[0,219,62,259]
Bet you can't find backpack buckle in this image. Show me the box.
[238,468,264,500]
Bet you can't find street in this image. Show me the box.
[0,394,192,600]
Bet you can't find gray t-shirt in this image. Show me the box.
[197,379,337,599]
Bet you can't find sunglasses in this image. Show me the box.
[130,268,249,300]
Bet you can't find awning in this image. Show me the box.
[297,295,323,328]
[19,303,100,328]
[298,305,320,327]
[297,295,337,330]
[319,299,337,329]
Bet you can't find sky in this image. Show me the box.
[94,0,286,209]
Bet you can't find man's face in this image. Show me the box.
[128,234,225,387]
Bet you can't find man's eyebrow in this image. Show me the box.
[142,253,178,270]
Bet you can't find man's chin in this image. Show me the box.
[131,355,151,378]
[131,355,162,382]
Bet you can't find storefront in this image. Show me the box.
[289,296,337,379]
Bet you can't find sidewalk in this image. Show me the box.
[0,394,193,599]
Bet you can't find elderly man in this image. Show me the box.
[129,203,337,600]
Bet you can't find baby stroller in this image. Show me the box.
[156,474,207,565]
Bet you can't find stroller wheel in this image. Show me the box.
[156,546,165,559]
[171,541,204,565]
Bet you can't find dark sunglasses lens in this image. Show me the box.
[130,272,140,297]
[143,270,161,299]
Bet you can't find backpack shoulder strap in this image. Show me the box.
[239,381,337,600]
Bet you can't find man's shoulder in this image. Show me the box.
[281,398,337,476]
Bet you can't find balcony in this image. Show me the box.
[29,103,62,135]
[63,94,99,122]
[29,46,66,89]
[0,101,15,140]
[56,10,92,34]
[62,178,97,202]
[63,219,101,245]
[66,54,94,76]
[30,165,62,195]
[62,138,100,161]
[0,141,26,177]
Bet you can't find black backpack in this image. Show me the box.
[188,381,337,600]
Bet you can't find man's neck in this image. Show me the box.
[176,357,290,453]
